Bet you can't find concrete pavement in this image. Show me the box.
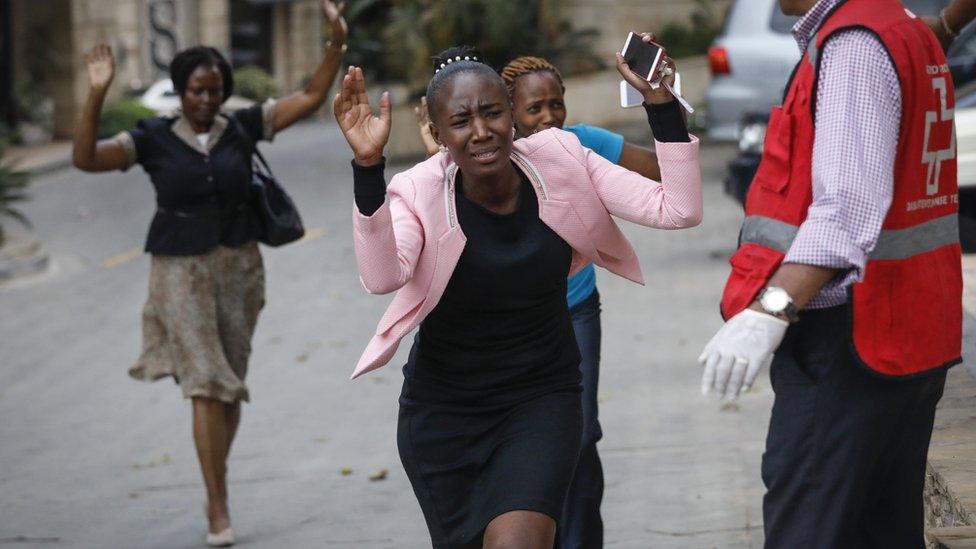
[0,118,767,548]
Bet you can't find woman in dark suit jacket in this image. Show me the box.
[71,2,348,545]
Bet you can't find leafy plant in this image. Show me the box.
[98,99,155,139]
[233,66,280,102]
[344,0,602,94]
[657,0,725,58]
[0,139,31,247]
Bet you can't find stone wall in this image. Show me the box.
[271,0,325,94]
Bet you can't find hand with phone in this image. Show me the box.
[616,32,679,106]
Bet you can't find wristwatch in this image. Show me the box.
[758,286,800,322]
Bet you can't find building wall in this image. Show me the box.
[65,0,227,137]
[270,0,325,93]
[7,0,324,139]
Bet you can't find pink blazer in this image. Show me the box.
[350,128,702,379]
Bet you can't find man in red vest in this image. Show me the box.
[698,0,962,546]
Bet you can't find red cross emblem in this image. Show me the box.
[922,76,956,196]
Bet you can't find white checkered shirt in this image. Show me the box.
[782,0,902,308]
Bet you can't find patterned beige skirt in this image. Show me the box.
[129,242,265,403]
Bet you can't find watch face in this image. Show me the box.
[762,289,790,311]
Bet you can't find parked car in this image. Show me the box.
[138,78,254,116]
[705,0,950,141]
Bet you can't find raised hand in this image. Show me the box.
[85,43,115,92]
[322,0,348,45]
[333,66,391,166]
[414,96,440,157]
[615,32,678,105]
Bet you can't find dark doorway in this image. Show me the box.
[230,0,272,70]
[1,0,14,128]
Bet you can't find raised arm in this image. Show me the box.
[580,134,702,229]
[580,34,701,228]
[334,66,422,294]
[271,0,348,133]
[618,143,661,180]
[924,0,976,50]
[72,43,129,172]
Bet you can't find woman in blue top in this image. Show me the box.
[415,53,665,547]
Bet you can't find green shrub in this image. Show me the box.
[233,66,279,102]
[98,99,154,139]
[657,0,724,58]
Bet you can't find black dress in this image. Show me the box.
[397,168,583,548]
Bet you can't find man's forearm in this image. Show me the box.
[750,263,840,312]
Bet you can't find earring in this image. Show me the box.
[439,144,448,154]
[511,127,517,139]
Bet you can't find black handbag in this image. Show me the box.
[229,116,305,247]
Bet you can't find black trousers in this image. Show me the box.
[762,305,947,549]
[557,289,604,549]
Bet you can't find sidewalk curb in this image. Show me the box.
[0,231,50,281]
[22,156,73,176]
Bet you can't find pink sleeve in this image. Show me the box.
[351,173,424,294]
[562,131,703,229]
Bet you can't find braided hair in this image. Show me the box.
[425,46,508,122]
[499,56,565,98]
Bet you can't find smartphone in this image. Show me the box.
[621,31,665,81]
[620,73,682,108]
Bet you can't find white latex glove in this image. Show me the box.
[698,309,789,400]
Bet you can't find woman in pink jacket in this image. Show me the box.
[333,44,701,548]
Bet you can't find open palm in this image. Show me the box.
[85,43,115,91]
[333,66,391,165]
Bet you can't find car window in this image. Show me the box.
[770,9,799,34]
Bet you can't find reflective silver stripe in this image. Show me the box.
[740,216,798,253]
[870,214,959,260]
[739,213,959,260]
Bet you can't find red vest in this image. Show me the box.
[720,0,962,377]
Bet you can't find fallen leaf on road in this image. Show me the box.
[314,437,330,444]
[720,402,740,413]
[369,469,389,482]
[341,467,353,476]
[129,492,140,499]
[131,453,171,470]
[295,352,310,363]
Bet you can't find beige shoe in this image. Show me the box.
[205,527,235,547]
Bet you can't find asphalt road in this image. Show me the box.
[0,118,771,548]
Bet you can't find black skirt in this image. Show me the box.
[398,388,582,548]
[396,172,583,547]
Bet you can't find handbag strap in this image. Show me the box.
[225,113,274,177]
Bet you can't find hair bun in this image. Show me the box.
[431,45,482,73]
